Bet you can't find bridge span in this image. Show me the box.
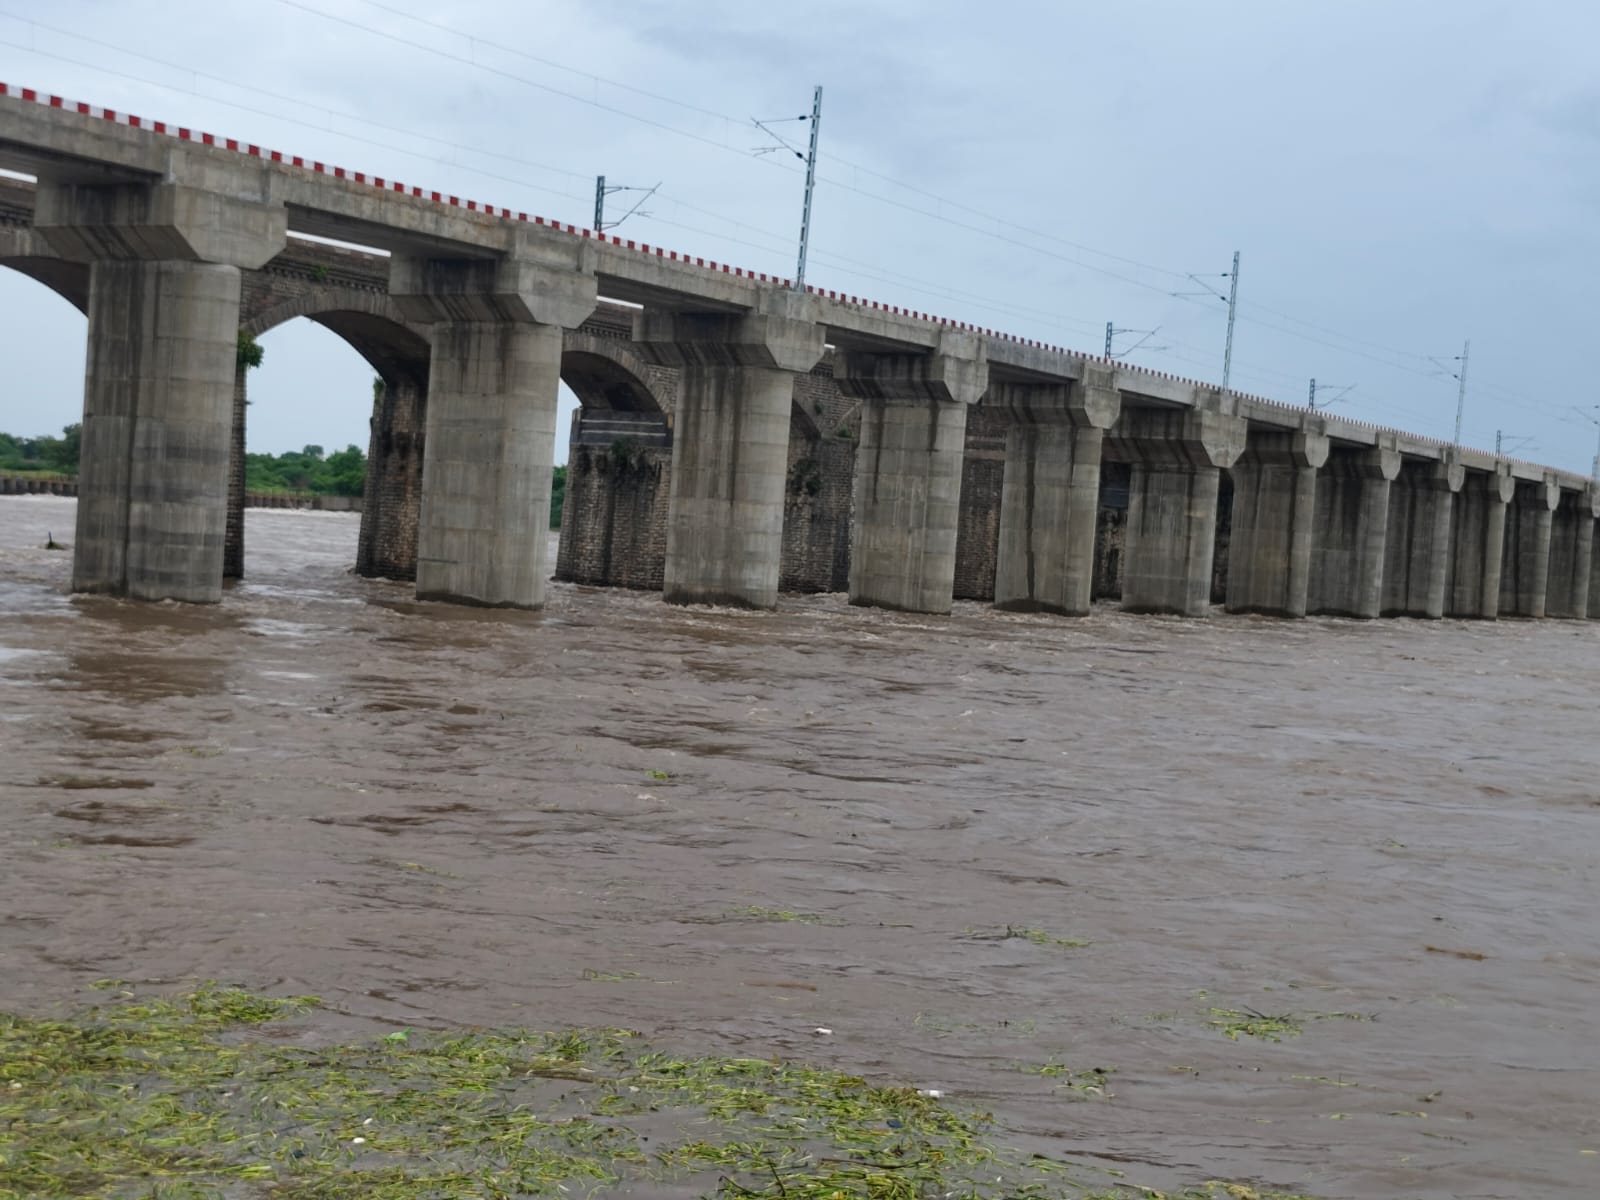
[1,82,1595,621]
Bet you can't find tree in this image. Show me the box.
[43,423,80,473]
[237,331,264,371]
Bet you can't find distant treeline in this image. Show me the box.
[246,445,367,496]
[4,424,567,528]
[246,448,567,526]
[0,424,79,476]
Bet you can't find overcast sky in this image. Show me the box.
[2,0,1597,472]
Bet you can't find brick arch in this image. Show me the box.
[560,332,672,414]
[0,227,88,314]
[243,289,431,387]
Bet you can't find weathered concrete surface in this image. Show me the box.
[1225,426,1329,618]
[72,259,247,601]
[393,245,596,609]
[1106,399,1247,617]
[1446,468,1515,619]
[36,176,286,602]
[1382,459,1463,618]
[1308,444,1400,619]
[992,364,1120,615]
[838,334,986,614]
[636,298,824,608]
[1544,487,1596,620]
[409,321,569,607]
[1499,478,1559,618]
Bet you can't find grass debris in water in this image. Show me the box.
[0,983,1318,1199]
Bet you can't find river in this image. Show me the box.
[1,495,1597,1199]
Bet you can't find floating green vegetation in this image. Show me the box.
[1207,1008,1304,1043]
[1019,1060,1116,1099]
[731,905,844,926]
[0,983,1321,1200]
[964,925,1093,949]
[1206,1008,1373,1043]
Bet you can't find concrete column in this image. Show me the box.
[420,322,564,607]
[392,242,597,609]
[1105,397,1247,618]
[1225,427,1329,617]
[1499,477,1559,617]
[1446,467,1515,618]
[635,295,824,608]
[1575,507,1595,620]
[1382,458,1462,618]
[71,259,247,600]
[34,179,286,602]
[1545,487,1596,620]
[992,363,1121,615]
[1308,444,1400,618]
[836,332,987,614]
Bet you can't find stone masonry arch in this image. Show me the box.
[553,330,678,591]
[0,227,88,314]
[243,289,431,388]
[234,258,434,583]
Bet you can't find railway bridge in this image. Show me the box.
[1,82,1594,621]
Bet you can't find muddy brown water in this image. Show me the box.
[1,495,1597,1199]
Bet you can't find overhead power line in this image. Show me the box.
[1,7,1586,457]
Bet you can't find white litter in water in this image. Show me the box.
[917,1088,944,1099]
[350,1136,366,1145]
[813,1027,832,1036]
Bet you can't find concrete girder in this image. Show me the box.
[1103,394,1248,471]
[390,237,598,328]
[633,289,826,373]
[35,181,286,269]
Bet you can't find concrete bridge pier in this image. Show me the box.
[1106,398,1247,617]
[836,332,987,614]
[1544,487,1596,619]
[1382,458,1463,618]
[33,181,286,601]
[635,295,824,608]
[357,376,428,581]
[1446,466,1515,618]
[991,363,1120,615]
[1500,477,1560,618]
[391,246,597,608]
[1225,425,1329,617]
[1308,443,1401,618]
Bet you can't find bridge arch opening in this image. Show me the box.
[551,327,676,592]
[0,240,88,502]
[240,282,431,584]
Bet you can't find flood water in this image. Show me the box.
[1,495,1597,1199]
